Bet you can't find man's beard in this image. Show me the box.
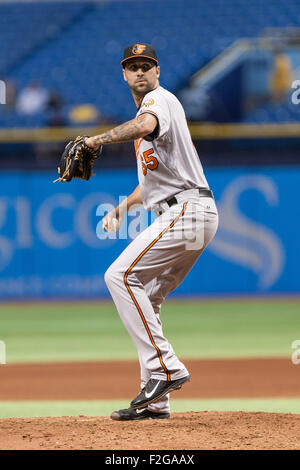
[130,81,154,95]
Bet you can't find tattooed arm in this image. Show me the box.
[85,113,157,150]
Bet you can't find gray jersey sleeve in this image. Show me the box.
[137,94,171,140]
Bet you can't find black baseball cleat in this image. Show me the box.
[130,375,190,410]
[110,407,170,421]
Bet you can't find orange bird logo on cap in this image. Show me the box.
[132,44,146,54]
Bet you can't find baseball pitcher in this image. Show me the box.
[56,43,218,421]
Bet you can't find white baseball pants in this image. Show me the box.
[105,190,218,413]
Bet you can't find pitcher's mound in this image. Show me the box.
[1,411,300,450]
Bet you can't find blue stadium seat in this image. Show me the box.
[1,0,299,126]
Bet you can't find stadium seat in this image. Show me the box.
[1,0,299,127]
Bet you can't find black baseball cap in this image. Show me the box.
[121,43,158,67]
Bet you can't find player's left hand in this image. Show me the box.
[54,135,102,183]
[102,209,124,233]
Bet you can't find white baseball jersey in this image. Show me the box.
[135,85,209,211]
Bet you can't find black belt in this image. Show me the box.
[166,188,213,208]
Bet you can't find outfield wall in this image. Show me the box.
[0,166,298,299]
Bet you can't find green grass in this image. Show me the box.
[0,398,300,418]
[0,299,299,363]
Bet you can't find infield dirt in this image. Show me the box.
[0,357,299,450]
[0,412,300,450]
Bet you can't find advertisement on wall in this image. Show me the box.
[0,166,298,299]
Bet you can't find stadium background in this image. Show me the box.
[0,0,300,450]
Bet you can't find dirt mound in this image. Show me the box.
[1,412,299,450]
[1,358,299,450]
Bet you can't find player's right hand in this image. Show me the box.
[102,210,124,233]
